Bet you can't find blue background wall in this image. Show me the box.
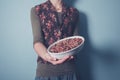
[0,0,120,80]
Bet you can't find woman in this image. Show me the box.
[30,0,79,80]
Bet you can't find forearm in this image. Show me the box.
[34,42,48,61]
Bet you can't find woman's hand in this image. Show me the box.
[33,42,73,65]
[44,53,74,65]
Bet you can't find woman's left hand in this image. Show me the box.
[50,55,74,65]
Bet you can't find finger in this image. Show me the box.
[49,56,57,61]
[45,54,57,62]
[52,56,70,65]
[67,56,74,61]
[70,56,74,59]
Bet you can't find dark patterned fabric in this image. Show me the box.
[35,0,79,48]
[35,73,77,80]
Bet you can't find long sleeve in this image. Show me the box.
[30,7,44,45]
[73,25,79,36]
[73,11,80,36]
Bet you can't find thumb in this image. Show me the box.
[45,53,57,61]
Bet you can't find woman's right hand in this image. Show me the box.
[33,42,73,65]
[44,53,73,65]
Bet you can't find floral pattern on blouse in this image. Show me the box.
[35,0,79,47]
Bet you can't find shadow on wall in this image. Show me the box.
[75,11,93,80]
[64,0,93,80]
[92,45,120,67]
[75,7,120,80]
[65,0,120,80]
[75,4,120,80]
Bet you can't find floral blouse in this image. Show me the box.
[31,0,79,48]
